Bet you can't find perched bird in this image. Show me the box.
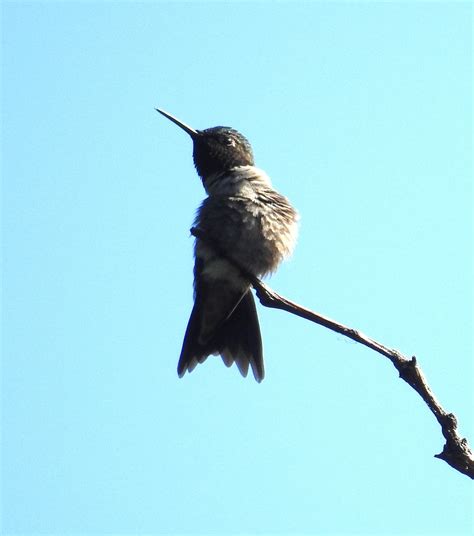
[156,108,298,382]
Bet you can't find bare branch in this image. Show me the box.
[190,226,474,479]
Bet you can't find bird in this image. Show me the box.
[156,108,298,382]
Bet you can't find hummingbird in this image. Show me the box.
[156,108,298,382]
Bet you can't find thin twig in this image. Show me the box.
[191,226,474,479]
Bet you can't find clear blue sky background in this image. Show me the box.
[2,2,472,535]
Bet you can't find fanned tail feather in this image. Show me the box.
[178,290,264,382]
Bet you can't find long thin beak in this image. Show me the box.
[155,108,199,138]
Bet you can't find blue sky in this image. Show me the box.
[2,2,472,535]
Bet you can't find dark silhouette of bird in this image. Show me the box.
[156,108,298,382]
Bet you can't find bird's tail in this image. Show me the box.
[177,290,264,382]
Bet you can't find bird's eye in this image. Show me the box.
[225,137,235,146]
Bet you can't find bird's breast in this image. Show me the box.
[196,167,298,278]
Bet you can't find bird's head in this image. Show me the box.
[156,108,254,180]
